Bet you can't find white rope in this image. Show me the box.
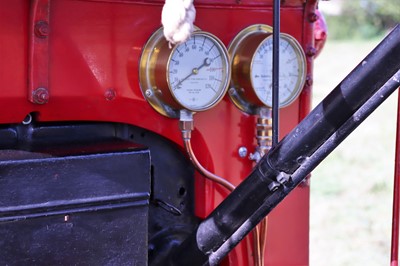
[162,0,196,46]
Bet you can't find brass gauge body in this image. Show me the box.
[228,24,307,114]
[139,27,231,118]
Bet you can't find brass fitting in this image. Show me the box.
[250,108,273,162]
[179,110,194,140]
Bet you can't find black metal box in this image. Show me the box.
[0,141,150,265]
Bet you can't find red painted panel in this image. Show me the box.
[0,1,30,122]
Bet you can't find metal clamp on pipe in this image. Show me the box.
[255,152,292,187]
[254,163,282,191]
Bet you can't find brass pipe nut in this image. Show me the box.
[179,120,194,131]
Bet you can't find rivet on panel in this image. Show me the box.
[308,12,319,23]
[306,46,317,57]
[35,21,49,38]
[105,88,116,101]
[305,75,313,87]
[33,87,49,104]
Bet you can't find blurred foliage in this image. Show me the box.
[323,0,400,39]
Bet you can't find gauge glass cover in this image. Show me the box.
[251,35,306,108]
[167,33,230,111]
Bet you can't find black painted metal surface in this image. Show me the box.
[114,125,198,265]
[0,141,151,265]
[0,121,197,265]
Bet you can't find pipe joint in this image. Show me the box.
[179,109,194,140]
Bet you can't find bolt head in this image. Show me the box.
[104,88,116,101]
[306,46,317,57]
[33,87,49,104]
[238,147,248,158]
[305,75,313,86]
[308,12,319,23]
[35,21,49,38]
[145,89,153,97]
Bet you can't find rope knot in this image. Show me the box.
[162,0,196,46]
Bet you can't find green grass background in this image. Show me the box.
[310,38,398,265]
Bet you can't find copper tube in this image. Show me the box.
[182,120,271,265]
[253,225,262,266]
[183,135,270,266]
[259,218,268,264]
[253,218,268,266]
[183,138,235,192]
[391,90,400,266]
[179,117,268,265]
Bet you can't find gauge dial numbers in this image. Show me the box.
[251,34,306,108]
[228,24,307,114]
[139,27,231,118]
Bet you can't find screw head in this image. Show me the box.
[238,147,248,158]
[145,89,153,97]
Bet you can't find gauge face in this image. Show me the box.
[167,32,230,111]
[251,35,306,108]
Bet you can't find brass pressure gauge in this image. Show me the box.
[139,27,231,118]
[228,24,307,114]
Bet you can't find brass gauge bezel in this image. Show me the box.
[251,33,307,109]
[139,27,184,118]
[228,24,307,114]
[139,27,231,118]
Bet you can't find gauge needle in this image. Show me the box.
[174,58,212,89]
[196,57,212,72]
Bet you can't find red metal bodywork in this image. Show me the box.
[0,0,318,264]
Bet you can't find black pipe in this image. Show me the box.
[167,24,400,266]
[272,0,280,146]
[208,68,400,264]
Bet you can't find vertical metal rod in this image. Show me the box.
[272,0,280,146]
[391,90,400,266]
